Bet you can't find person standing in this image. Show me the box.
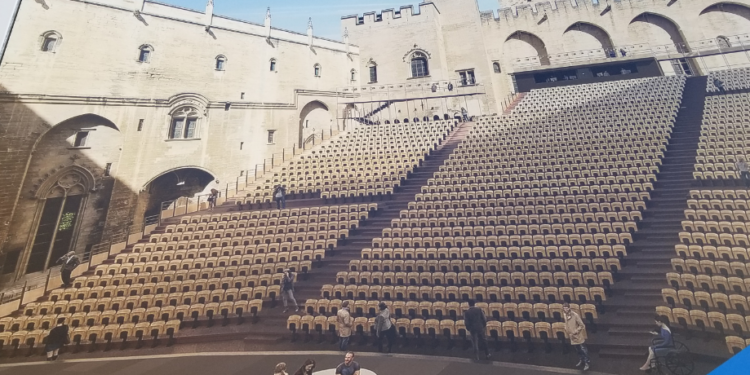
[563,303,591,371]
[374,302,396,353]
[56,251,80,287]
[461,107,468,122]
[293,359,316,375]
[640,317,674,371]
[335,352,360,375]
[463,300,490,360]
[281,268,299,313]
[274,185,287,209]
[45,319,70,361]
[337,301,353,351]
[737,157,750,187]
[209,188,219,210]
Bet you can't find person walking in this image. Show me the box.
[335,352,360,375]
[208,188,219,210]
[463,300,490,360]
[640,317,674,371]
[273,362,288,375]
[563,303,591,371]
[45,318,70,361]
[293,359,316,375]
[281,268,299,313]
[374,302,396,353]
[737,157,750,187]
[56,251,80,287]
[337,301,353,351]
[461,107,468,122]
[274,185,287,209]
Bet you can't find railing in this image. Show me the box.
[510,32,750,72]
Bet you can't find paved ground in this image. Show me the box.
[0,352,623,375]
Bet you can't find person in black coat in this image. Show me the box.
[45,319,70,360]
[463,300,490,360]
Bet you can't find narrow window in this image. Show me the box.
[138,46,152,63]
[41,36,58,52]
[170,118,185,139]
[104,163,112,177]
[74,131,88,147]
[184,118,197,138]
[240,142,244,150]
[493,62,501,73]
[350,69,356,81]
[305,120,309,129]
[314,64,321,77]
[270,59,276,71]
[267,130,276,144]
[137,119,144,131]
[215,55,226,71]
[369,66,377,83]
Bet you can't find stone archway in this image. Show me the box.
[298,100,331,148]
[21,114,121,275]
[505,31,550,65]
[141,167,216,217]
[563,21,614,57]
[629,12,690,53]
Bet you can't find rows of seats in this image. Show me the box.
[177,204,376,224]
[660,189,750,353]
[0,320,180,353]
[707,68,750,92]
[244,121,456,204]
[314,77,686,344]
[694,93,750,179]
[288,300,592,347]
[8,206,373,351]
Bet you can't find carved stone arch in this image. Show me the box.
[563,21,614,53]
[298,100,331,147]
[629,12,690,53]
[700,2,750,22]
[35,165,96,199]
[167,93,209,116]
[505,30,550,65]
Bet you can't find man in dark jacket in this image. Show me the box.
[57,251,80,287]
[45,319,70,360]
[463,300,490,360]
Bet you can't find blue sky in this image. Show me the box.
[163,0,502,40]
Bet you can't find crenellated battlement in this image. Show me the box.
[484,0,617,22]
[341,2,438,27]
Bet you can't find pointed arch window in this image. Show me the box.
[314,63,321,77]
[493,62,501,73]
[27,168,94,273]
[411,52,429,78]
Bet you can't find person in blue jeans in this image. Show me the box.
[640,317,674,371]
[274,185,287,209]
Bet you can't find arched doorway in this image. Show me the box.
[23,114,121,274]
[298,101,331,148]
[505,31,550,65]
[142,167,216,218]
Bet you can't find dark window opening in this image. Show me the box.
[74,131,88,147]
